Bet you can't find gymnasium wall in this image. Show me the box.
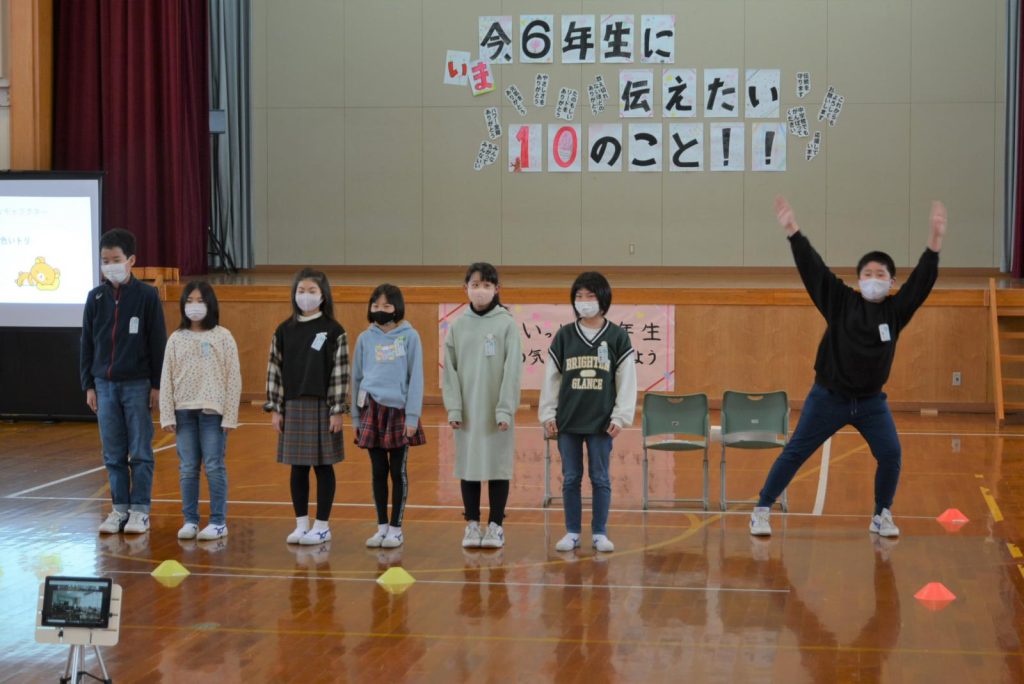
[251,0,1008,268]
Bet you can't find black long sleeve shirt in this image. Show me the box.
[790,232,939,398]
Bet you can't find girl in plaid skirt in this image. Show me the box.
[352,284,425,549]
[264,269,350,545]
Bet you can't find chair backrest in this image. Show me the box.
[721,390,789,442]
[642,393,709,438]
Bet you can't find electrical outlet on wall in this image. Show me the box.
[952,371,962,386]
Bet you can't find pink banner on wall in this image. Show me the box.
[438,303,675,391]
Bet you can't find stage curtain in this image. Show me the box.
[52,0,211,275]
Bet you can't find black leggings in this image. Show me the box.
[461,479,510,526]
[370,447,408,527]
[290,464,336,521]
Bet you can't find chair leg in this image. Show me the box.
[642,447,649,510]
[702,446,709,511]
[781,487,789,513]
[720,445,727,511]
[543,439,551,507]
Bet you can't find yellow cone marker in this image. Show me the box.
[376,566,415,595]
[151,560,190,588]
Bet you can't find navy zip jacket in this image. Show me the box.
[790,232,939,398]
[80,277,167,391]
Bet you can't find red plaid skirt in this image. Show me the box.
[356,396,426,450]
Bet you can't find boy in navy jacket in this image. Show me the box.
[81,229,166,534]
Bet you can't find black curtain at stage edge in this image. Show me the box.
[0,328,95,420]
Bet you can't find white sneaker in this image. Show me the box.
[299,527,332,545]
[462,521,483,548]
[869,508,900,537]
[481,522,505,548]
[177,523,199,539]
[365,525,388,548]
[98,511,128,534]
[197,523,228,541]
[592,534,615,552]
[555,533,580,552]
[381,527,404,548]
[286,525,310,544]
[123,511,150,534]
[750,507,772,536]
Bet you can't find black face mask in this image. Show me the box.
[370,310,397,325]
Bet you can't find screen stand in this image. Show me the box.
[36,583,122,684]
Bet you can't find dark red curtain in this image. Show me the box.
[52,0,211,275]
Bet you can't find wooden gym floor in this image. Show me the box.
[2,406,1024,683]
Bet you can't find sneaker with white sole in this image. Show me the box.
[869,508,900,538]
[462,521,483,548]
[123,511,150,534]
[197,523,228,541]
[592,534,615,552]
[481,522,505,548]
[555,533,580,552]
[98,511,128,534]
[381,528,404,548]
[365,525,388,548]
[177,523,199,539]
[299,527,332,545]
[750,507,772,536]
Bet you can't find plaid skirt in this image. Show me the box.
[356,396,426,450]
[277,397,345,466]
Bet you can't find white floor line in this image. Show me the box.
[5,466,108,498]
[811,437,832,516]
[230,421,1024,439]
[3,494,939,519]
[102,568,789,594]
[3,443,176,498]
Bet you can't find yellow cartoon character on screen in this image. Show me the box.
[15,257,61,291]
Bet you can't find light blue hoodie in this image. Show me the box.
[351,321,424,429]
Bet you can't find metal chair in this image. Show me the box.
[720,390,790,512]
[642,393,710,510]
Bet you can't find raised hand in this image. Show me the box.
[928,201,947,252]
[775,195,800,236]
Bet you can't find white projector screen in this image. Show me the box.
[0,173,102,328]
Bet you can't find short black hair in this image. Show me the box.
[290,268,335,321]
[571,271,612,316]
[178,281,220,330]
[464,262,502,306]
[856,251,896,279]
[367,283,405,323]
[99,228,136,258]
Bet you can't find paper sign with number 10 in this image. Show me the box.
[508,124,543,172]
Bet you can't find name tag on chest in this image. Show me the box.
[129,317,140,334]
[878,324,891,342]
[311,332,328,351]
[200,341,213,358]
[484,334,497,357]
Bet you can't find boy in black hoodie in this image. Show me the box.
[81,229,166,535]
[750,196,947,538]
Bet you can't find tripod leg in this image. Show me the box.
[94,646,111,683]
[60,646,74,683]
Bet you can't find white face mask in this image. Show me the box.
[101,262,129,285]
[859,278,892,302]
[468,288,495,309]
[295,292,322,313]
[574,301,601,319]
[184,303,207,322]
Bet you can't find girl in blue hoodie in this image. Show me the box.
[352,284,425,549]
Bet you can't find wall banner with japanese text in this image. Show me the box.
[438,303,675,392]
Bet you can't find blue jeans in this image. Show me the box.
[757,383,902,514]
[558,433,613,536]
[175,409,228,525]
[95,378,155,513]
